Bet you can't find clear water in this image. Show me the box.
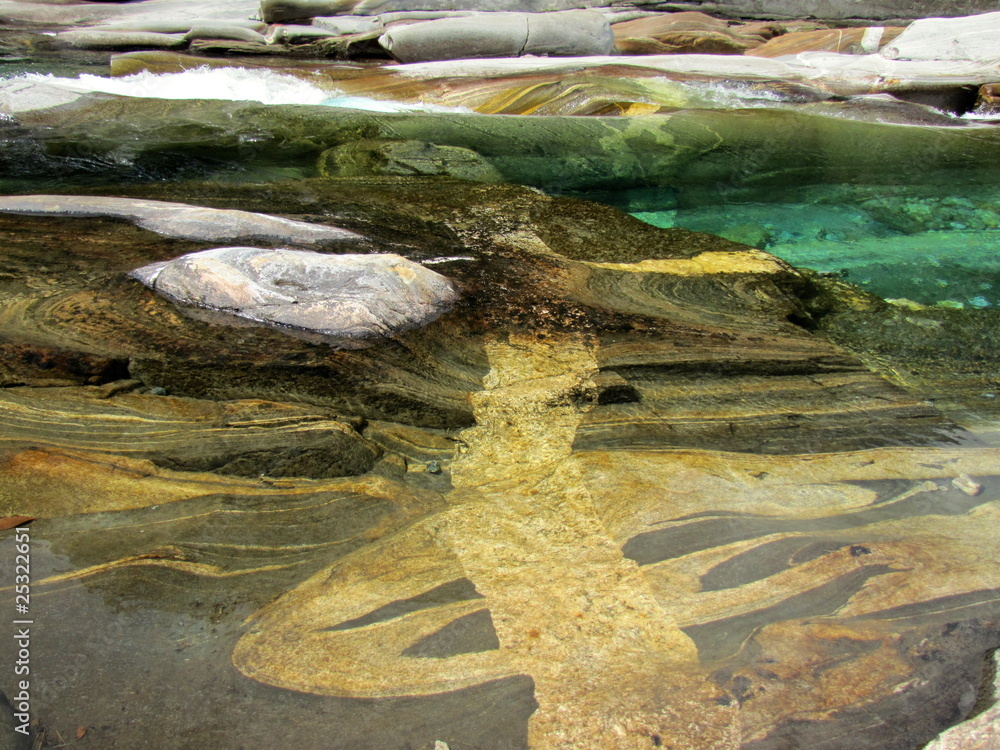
[618,186,1000,309]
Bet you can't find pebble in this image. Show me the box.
[952,474,983,496]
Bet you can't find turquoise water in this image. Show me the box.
[617,185,1000,309]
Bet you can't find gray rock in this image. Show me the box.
[525,8,614,55]
[646,0,1000,22]
[0,196,362,245]
[378,10,613,62]
[0,0,260,26]
[260,0,648,20]
[183,24,268,43]
[96,18,267,33]
[261,0,356,23]
[53,30,188,50]
[880,10,1000,61]
[267,24,341,42]
[377,9,480,21]
[129,247,460,344]
[312,15,385,33]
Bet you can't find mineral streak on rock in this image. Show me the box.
[128,247,461,345]
[0,195,362,246]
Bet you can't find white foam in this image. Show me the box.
[20,67,332,105]
[10,68,474,113]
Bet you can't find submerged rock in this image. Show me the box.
[129,247,461,345]
[318,139,502,181]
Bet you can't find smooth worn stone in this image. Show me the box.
[96,18,268,33]
[128,247,461,345]
[312,14,384,33]
[261,0,356,22]
[612,11,769,55]
[0,0,260,27]
[0,195,362,245]
[318,139,502,182]
[378,10,612,63]
[881,10,1000,62]
[747,26,905,57]
[53,29,188,50]
[183,23,268,43]
[378,9,481,21]
[267,24,340,43]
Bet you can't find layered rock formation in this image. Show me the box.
[0,177,997,749]
[0,0,998,746]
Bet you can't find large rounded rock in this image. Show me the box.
[129,247,461,345]
[880,10,1000,62]
[378,10,612,62]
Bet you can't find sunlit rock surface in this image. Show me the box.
[0,195,362,244]
[611,11,772,55]
[129,246,461,345]
[880,10,1000,62]
[378,10,613,62]
[747,25,905,57]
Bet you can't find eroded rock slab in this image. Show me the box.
[0,195,362,245]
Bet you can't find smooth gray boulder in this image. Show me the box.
[183,23,268,43]
[312,15,385,33]
[129,247,460,344]
[262,0,356,22]
[97,18,267,33]
[267,24,342,42]
[0,196,362,245]
[379,9,612,62]
[54,30,188,50]
[880,10,1000,61]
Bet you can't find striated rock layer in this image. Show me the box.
[0,177,996,749]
